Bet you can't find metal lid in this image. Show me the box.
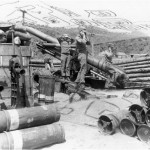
[140,89,150,108]
[137,124,150,143]
[129,104,146,125]
[98,115,113,135]
[120,118,136,137]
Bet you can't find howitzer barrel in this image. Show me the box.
[0,123,65,150]
[0,104,60,133]
[87,55,127,88]
[6,31,31,41]
[14,25,60,45]
[87,55,125,75]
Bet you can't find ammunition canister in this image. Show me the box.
[0,123,65,149]
[0,104,60,133]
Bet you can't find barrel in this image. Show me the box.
[137,124,150,143]
[0,104,60,133]
[0,123,65,150]
[39,75,55,105]
[129,104,146,125]
[97,110,129,135]
[120,118,137,137]
[140,88,150,108]
[145,109,150,126]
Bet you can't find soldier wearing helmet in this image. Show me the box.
[74,26,91,89]
[58,33,74,81]
[0,29,6,43]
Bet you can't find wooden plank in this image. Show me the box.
[0,44,30,56]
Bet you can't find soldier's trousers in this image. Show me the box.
[61,53,71,77]
[75,53,87,83]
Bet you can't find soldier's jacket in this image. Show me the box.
[99,50,114,64]
[58,37,74,54]
[76,34,90,54]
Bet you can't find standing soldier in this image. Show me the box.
[75,26,90,89]
[59,34,74,81]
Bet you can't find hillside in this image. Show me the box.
[27,23,150,57]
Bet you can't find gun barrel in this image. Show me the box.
[14,25,60,45]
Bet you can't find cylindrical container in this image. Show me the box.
[0,104,60,133]
[0,123,65,150]
[145,109,150,126]
[38,93,45,105]
[120,118,137,137]
[129,104,146,125]
[39,75,55,104]
[98,110,130,135]
[137,124,150,143]
[140,88,150,108]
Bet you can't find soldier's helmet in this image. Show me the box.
[62,34,69,38]
[108,43,115,51]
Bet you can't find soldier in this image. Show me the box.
[59,34,74,81]
[0,29,6,43]
[99,43,116,88]
[44,57,55,75]
[75,26,90,89]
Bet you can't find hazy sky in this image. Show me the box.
[49,0,150,23]
[0,0,150,23]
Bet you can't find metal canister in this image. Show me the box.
[137,124,150,143]
[39,75,55,104]
[98,109,129,135]
[140,88,150,108]
[129,104,146,125]
[145,109,150,126]
[120,118,137,137]
[0,104,60,133]
[0,123,65,150]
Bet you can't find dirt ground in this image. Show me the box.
[1,88,150,150]
[42,89,149,150]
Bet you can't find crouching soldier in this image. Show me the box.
[99,43,127,89]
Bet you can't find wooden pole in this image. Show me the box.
[124,64,150,70]
[128,73,150,78]
[113,56,150,65]
[125,67,150,74]
[117,60,150,68]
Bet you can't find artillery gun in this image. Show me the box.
[13,25,129,89]
[0,23,130,109]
